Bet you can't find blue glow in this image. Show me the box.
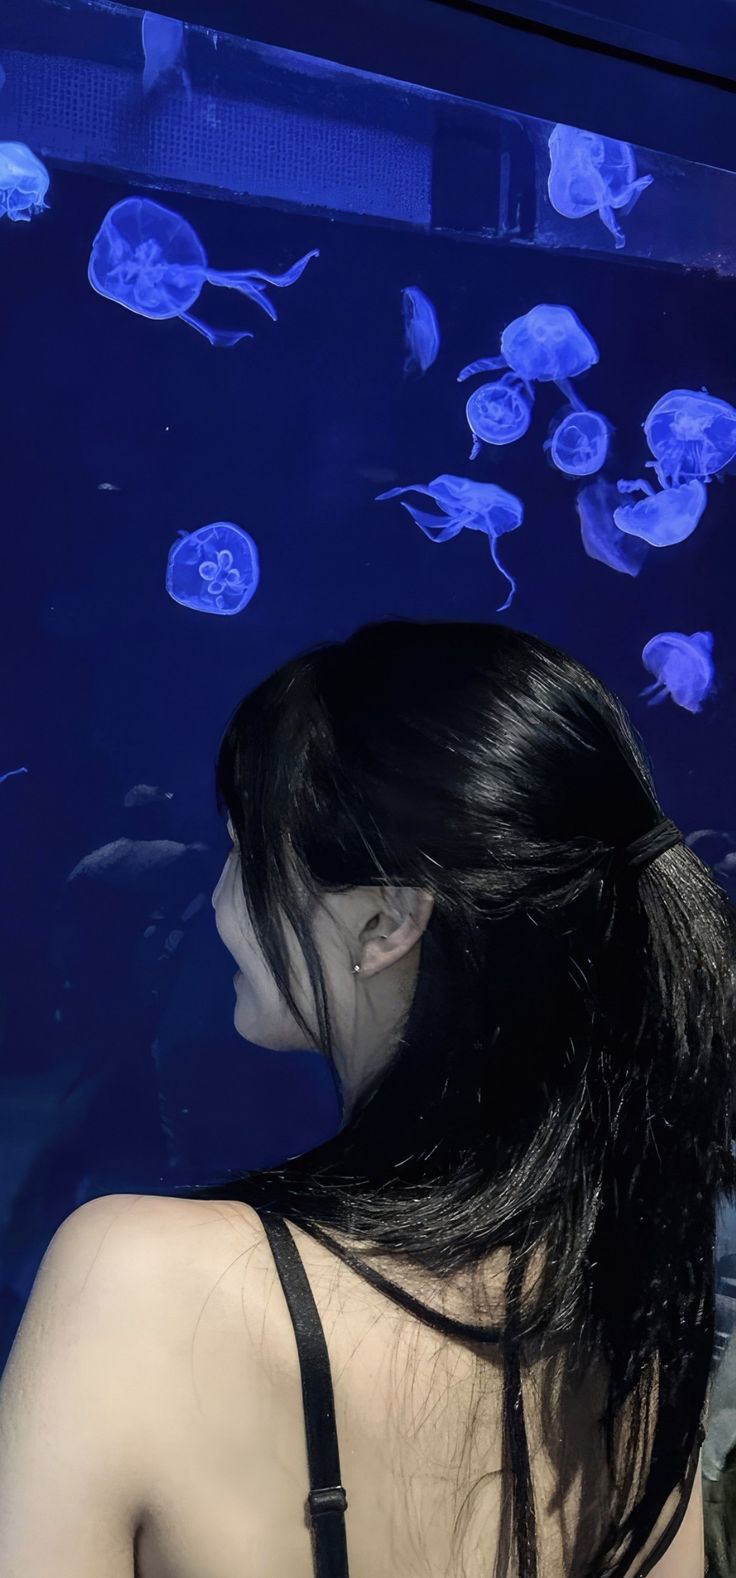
[613,477,708,546]
[401,286,440,375]
[141,12,189,96]
[501,305,599,392]
[643,388,736,488]
[460,375,533,460]
[576,479,649,577]
[88,197,319,345]
[547,125,653,249]
[546,408,610,476]
[459,305,598,418]
[640,631,716,713]
[0,143,49,222]
[0,765,28,785]
[165,522,260,615]
[376,474,523,611]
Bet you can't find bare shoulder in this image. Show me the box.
[78,1191,269,1289]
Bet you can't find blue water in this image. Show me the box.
[1,5,735,1378]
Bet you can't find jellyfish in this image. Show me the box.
[88,197,319,346]
[142,12,190,96]
[576,479,649,577]
[0,143,49,221]
[376,474,523,612]
[640,631,715,714]
[613,477,708,546]
[547,124,653,249]
[546,408,611,476]
[643,389,736,488]
[458,305,599,412]
[166,522,260,615]
[0,765,27,785]
[459,375,534,460]
[401,286,440,375]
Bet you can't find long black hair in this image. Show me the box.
[177,618,736,1578]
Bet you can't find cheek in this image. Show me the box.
[213,854,250,948]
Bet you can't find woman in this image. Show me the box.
[1,617,734,1578]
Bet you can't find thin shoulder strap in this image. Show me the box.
[257,1210,350,1578]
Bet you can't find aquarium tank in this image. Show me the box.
[0,0,735,1427]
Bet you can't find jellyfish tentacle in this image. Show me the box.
[617,478,656,498]
[375,484,435,503]
[401,504,464,541]
[457,356,507,383]
[487,535,517,613]
[554,378,587,412]
[205,249,319,320]
[178,311,254,347]
[640,680,669,706]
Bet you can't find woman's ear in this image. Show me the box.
[358,888,434,976]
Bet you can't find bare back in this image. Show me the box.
[126,1197,704,1578]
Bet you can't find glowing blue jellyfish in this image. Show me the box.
[0,143,49,221]
[376,474,523,611]
[576,479,649,577]
[0,765,27,785]
[88,197,319,346]
[643,389,736,488]
[547,125,653,249]
[166,522,260,615]
[640,631,715,713]
[613,477,708,546]
[142,12,189,96]
[545,408,611,476]
[458,305,599,413]
[401,286,440,375]
[456,372,533,460]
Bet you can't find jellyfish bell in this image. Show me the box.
[640,630,715,714]
[0,142,50,221]
[464,375,534,459]
[613,477,708,547]
[401,285,440,376]
[545,408,611,477]
[576,478,649,577]
[643,388,736,488]
[165,522,260,615]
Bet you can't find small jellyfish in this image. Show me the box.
[460,375,534,460]
[640,631,715,714]
[88,197,319,346]
[458,305,599,412]
[613,477,708,546]
[123,784,174,807]
[142,12,190,96]
[643,389,736,488]
[166,522,260,615]
[0,765,28,785]
[376,473,523,612]
[401,286,440,375]
[545,408,611,476]
[547,124,653,249]
[0,143,50,221]
[576,479,649,577]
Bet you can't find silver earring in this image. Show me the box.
[352,962,361,974]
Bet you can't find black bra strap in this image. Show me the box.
[258,1211,350,1578]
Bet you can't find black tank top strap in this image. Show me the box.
[257,1208,350,1578]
